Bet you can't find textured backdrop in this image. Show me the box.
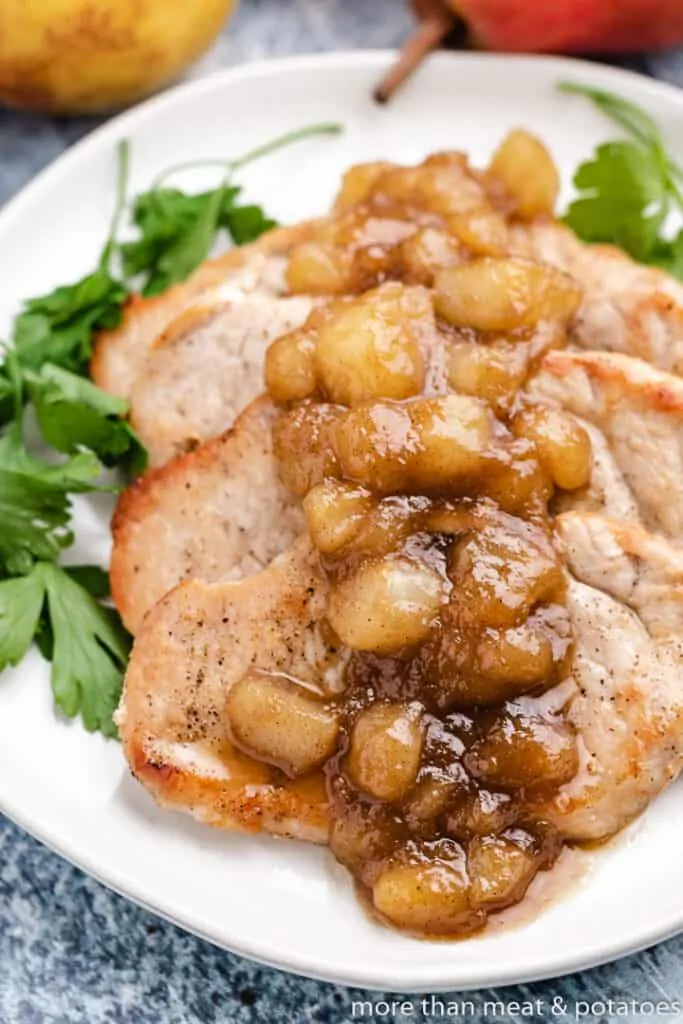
[2,1,683,1021]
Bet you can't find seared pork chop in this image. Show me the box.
[110,403,634,635]
[529,349,683,540]
[516,222,683,373]
[112,345,683,634]
[91,222,314,399]
[92,207,683,407]
[537,512,683,840]
[109,141,683,918]
[116,538,331,841]
[130,293,313,466]
[118,514,683,844]
[110,396,303,635]
[556,420,641,525]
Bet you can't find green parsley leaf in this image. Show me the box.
[0,417,101,574]
[64,564,111,599]
[0,434,102,491]
[0,123,344,736]
[225,204,277,245]
[33,612,54,662]
[0,469,74,571]
[651,229,683,278]
[0,397,103,489]
[0,570,46,671]
[0,561,128,736]
[559,81,683,275]
[122,122,343,297]
[38,562,130,737]
[151,183,228,296]
[120,187,238,280]
[12,269,128,374]
[565,141,669,259]
[26,363,147,475]
[7,140,131,377]
[0,367,15,426]
[121,185,275,296]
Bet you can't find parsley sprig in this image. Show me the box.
[559,81,683,275]
[0,120,342,736]
[0,356,126,733]
[0,562,131,737]
[122,122,341,296]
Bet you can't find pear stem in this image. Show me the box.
[374,0,458,104]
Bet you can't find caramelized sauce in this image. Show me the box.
[256,146,592,937]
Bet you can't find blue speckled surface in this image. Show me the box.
[3,2,683,1021]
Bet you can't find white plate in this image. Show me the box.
[2,51,683,993]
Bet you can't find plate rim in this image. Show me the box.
[2,48,683,992]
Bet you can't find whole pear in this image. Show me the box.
[0,0,236,114]
[451,0,683,52]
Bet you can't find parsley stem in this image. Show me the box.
[99,139,130,273]
[229,121,343,171]
[557,82,660,150]
[150,121,343,188]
